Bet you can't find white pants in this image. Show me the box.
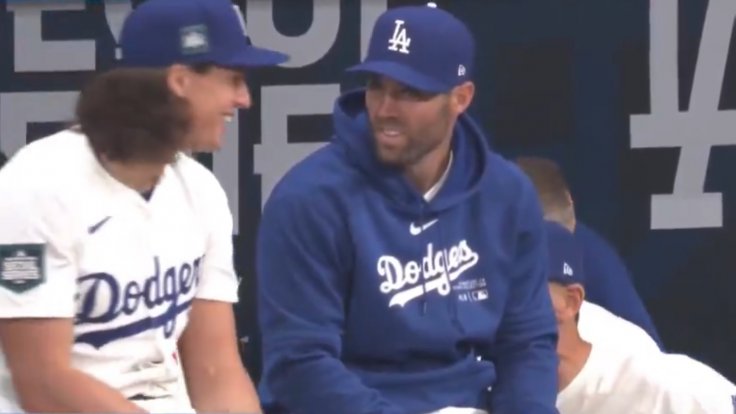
[426,408,489,414]
[133,396,196,413]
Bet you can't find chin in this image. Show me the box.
[192,138,222,153]
[375,151,406,168]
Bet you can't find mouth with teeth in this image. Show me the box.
[375,126,404,146]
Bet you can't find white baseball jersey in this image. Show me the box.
[557,343,736,414]
[0,129,239,412]
[578,300,659,353]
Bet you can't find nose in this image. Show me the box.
[374,90,398,118]
[235,84,252,109]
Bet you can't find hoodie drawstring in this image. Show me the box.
[418,205,428,315]
[437,219,462,332]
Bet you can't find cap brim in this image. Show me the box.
[224,45,290,68]
[346,60,449,93]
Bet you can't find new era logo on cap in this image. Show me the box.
[180,24,209,55]
[544,221,584,286]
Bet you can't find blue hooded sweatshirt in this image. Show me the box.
[574,223,663,348]
[256,90,559,414]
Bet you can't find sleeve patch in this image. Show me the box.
[0,244,46,293]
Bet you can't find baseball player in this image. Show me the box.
[545,221,735,414]
[0,0,287,412]
[257,4,558,414]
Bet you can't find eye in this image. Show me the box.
[231,73,245,88]
[366,75,381,90]
[399,86,431,101]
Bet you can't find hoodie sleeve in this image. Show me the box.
[575,223,664,349]
[256,192,405,414]
[488,180,560,414]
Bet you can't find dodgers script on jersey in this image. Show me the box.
[0,130,239,412]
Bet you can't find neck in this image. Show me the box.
[404,139,452,194]
[557,323,592,391]
[99,157,165,193]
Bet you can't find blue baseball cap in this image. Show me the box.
[545,221,584,286]
[119,0,289,69]
[347,2,475,93]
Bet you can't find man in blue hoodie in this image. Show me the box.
[515,156,663,348]
[256,4,559,414]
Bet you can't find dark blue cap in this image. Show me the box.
[347,2,475,93]
[545,221,584,286]
[119,0,289,69]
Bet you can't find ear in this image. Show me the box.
[166,64,191,98]
[450,81,475,115]
[565,284,585,316]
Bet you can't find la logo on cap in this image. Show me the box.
[388,19,411,54]
[180,24,209,55]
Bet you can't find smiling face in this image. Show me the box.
[167,65,251,152]
[364,75,454,168]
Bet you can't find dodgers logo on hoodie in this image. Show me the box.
[377,239,481,307]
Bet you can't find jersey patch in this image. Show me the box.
[0,244,45,293]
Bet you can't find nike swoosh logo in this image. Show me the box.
[88,216,111,234]
[409,218,438,236]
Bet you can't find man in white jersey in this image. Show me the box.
[0,0,288,412]
[544,220,736,414]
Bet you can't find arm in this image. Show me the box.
[0,319,145,413]
[488,181,559,414]
[0,175,144,413]
[257,193,404,414]
[179,300,260,413]
[179,172,260,412]
[575,223,663,348]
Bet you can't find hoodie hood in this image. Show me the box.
[332,89,490,215]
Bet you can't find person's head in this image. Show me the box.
[545,220,585,332]
[348,3,475,168]
[78,0,289,163]
[516,156,576,231]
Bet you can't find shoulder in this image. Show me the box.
[575,222,630,277]
[575,223,619,255]
[266,143,359,210]
[482,151,539,206]
[0,130,92,209]
[1,129,89,188]
[477,152,543,234]
[579,301,659,352]
[657,354,736,392]
[0,131,91,246]
[172,153,223,193]
[169,153,230,213]
[624,353,736,411]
